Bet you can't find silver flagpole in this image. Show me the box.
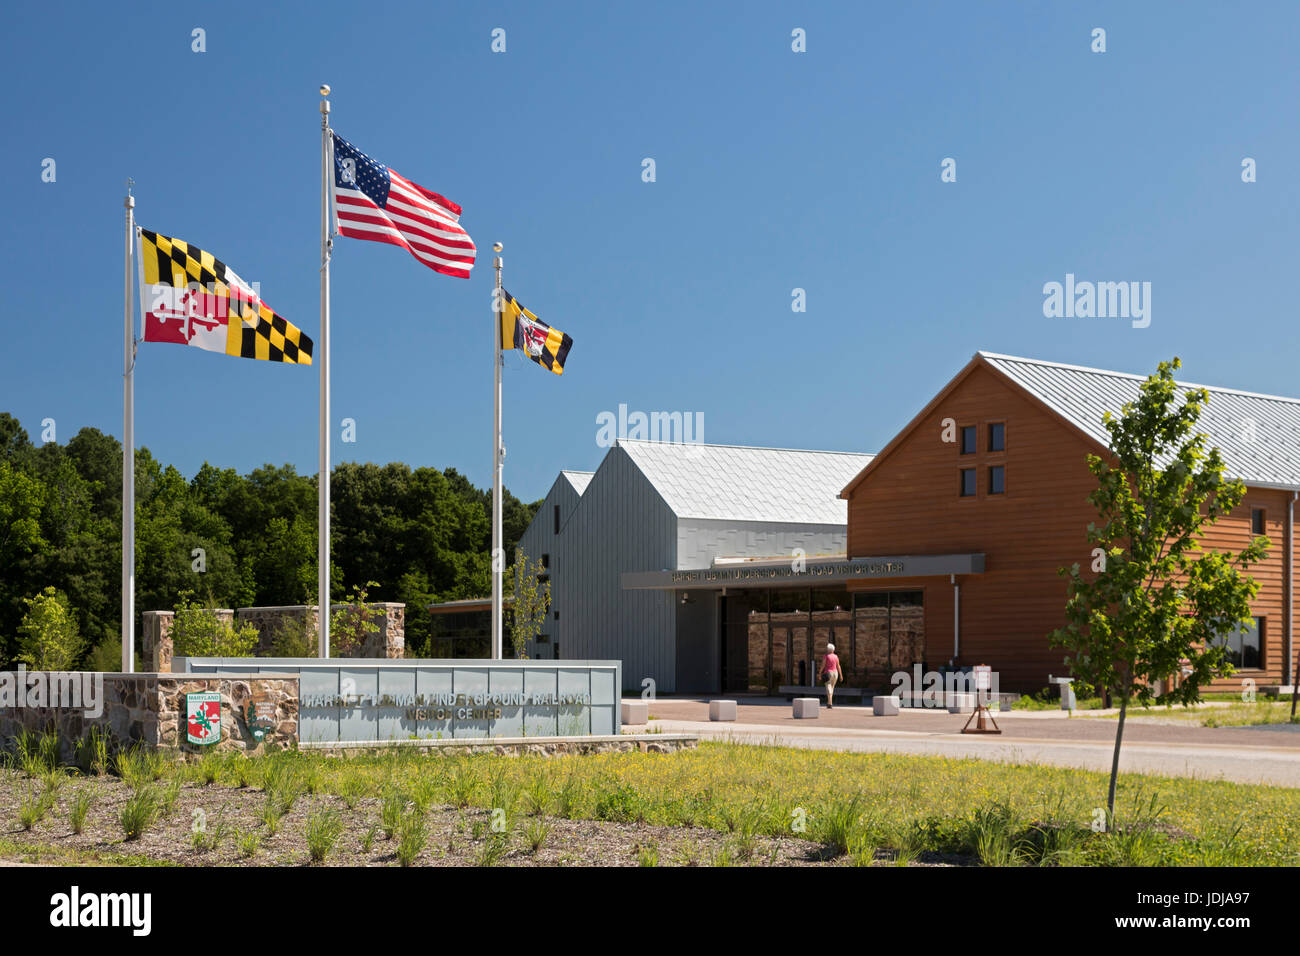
[491,242,504,660]
[318,86,333,658]
[122,180,136,673]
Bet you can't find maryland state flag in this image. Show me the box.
[137,229,313,365]
[498,289,572,375]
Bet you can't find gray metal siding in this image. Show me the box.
[677,519,848,570]
[553,447,677,692]
[517,475,582,659]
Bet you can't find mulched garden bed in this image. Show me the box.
[0,769,958,867]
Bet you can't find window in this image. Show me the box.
[960,425,976,455]
[988,465,1005,495]
[1251,508,1265,535]
[1215,617,1263,669]
[553,505,561,535]
[988,422,1005,452]
[960,468,976,497]
[541,553,550,569]
[553,610,560,620]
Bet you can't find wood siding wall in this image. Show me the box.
[845,362,1296,692]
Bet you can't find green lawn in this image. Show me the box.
[1086,699,1300,728]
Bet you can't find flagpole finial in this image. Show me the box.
[320,84,330,96]
[493,242,503,253]
[320,85,330,117]
[124,177,134,208]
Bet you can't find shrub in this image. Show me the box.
[171,591,259,658]
[594,783,645,824]
[17,587,83,671]
[268,614,317,658]
[330,583,381,656]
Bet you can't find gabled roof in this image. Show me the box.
[560,470,594,495]
[617,439,873,525]
[841,351,1300,497]
[982,353,1300,490]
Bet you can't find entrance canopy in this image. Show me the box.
[621,553,985,591]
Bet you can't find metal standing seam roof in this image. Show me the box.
[560,470,594,495]
[981,352,1300,490]
[615,439,874,524]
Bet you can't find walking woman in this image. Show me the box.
[820,642,842,709]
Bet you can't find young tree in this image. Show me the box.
[1050,358,1268,818]
[330,581,381,657]
[508,549,551,660]
[17,586,83,670]
[171,590,259,658]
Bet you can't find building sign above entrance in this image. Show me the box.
[621,553,985,591]
[671,561,903,585]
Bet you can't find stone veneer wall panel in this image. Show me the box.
[0,673,298,760]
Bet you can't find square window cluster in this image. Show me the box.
[958,421,1006,497]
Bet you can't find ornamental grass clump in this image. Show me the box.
[17,787,55,831]
[119,787,160,841]
[114,748,152,791]
[523,774,552,817]
[68,787,95,835]
[380,788,405,839]
[523,817,551,854]
[396,812,428,867]
[305,809,345,864]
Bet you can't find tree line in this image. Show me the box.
[0,412,540,668]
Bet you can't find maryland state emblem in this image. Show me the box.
[186,692,222,745]
[519,316,548,358]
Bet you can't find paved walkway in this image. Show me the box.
[633,697,1300,787]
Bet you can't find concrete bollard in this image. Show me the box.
[709,700,737,721]
[621,701,649,725]
[793,697,819,719]
[946,693,976,714]
[872,695,901,716]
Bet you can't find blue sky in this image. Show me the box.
[2,1,1297,502]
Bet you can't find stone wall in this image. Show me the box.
[300,733,699,758]
[0,672,298,760]
[141,603,405,671]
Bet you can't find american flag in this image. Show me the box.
[331,132,476,278]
